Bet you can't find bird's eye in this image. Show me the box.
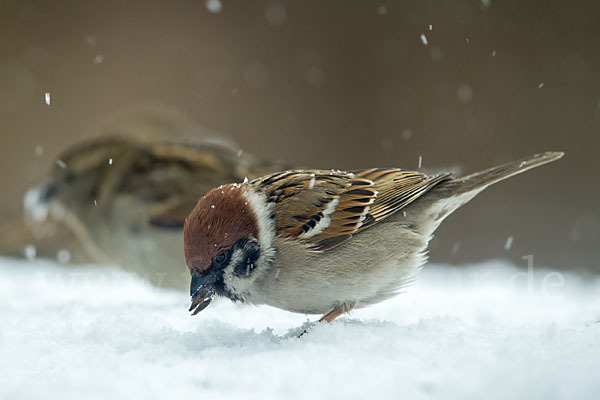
[214,250,231,267]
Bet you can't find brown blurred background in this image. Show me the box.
[0,0,598,272]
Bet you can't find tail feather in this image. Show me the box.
[436,151,564,196]
[408,151,564,237]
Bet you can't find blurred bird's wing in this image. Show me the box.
[148,195,201,229]
[251,169,451,250]
[128,141,281,229]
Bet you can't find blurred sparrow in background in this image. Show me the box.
[184,152,563,322]
[24,135,284,290]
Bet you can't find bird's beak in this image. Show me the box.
[23,180,57,222]
[189,272,216,316]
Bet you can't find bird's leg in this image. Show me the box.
[319,307,345,323]
[298,301,355,337]
[320,301,356,322]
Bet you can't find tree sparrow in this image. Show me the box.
[184,152,564,321]
[24,136,284,289]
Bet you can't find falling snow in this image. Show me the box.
[205,0,222,13]
[24,245,36,261]
[457,84,473,103]
[56,249,71,264]
[451,242,461,254]
[420,34,428,45]
[505,236,514,250]
[265,3,286,26]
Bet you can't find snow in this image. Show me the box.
[504,235,514,250]
[265,3,286,26]
[451,242,461,254]
[56,249,72,264]
[24,245,36,261]
[24,185,49,221]
[1,256,599,399]
[205,0,222,14]
[457,83,474,103]
[84,35,98,46]
[420,33,428,45]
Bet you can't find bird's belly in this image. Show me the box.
[251,221,430,314]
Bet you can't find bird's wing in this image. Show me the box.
[251,169,451,250]
[148,194,201,229]
[129,141,277,229]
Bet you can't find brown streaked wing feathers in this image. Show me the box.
[148,194,201,229]
[252,169,452,250]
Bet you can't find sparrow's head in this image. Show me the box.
[184,183,275,315]
[24,138,130,227]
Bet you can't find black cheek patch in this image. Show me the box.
[233,258,254,277]
[213,275,227,296]
[233,238,261,278]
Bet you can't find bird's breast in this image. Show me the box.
[246,222,430,314]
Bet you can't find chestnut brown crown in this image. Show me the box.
[183,184,259,274]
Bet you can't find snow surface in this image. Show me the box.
[1,256,599,399]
